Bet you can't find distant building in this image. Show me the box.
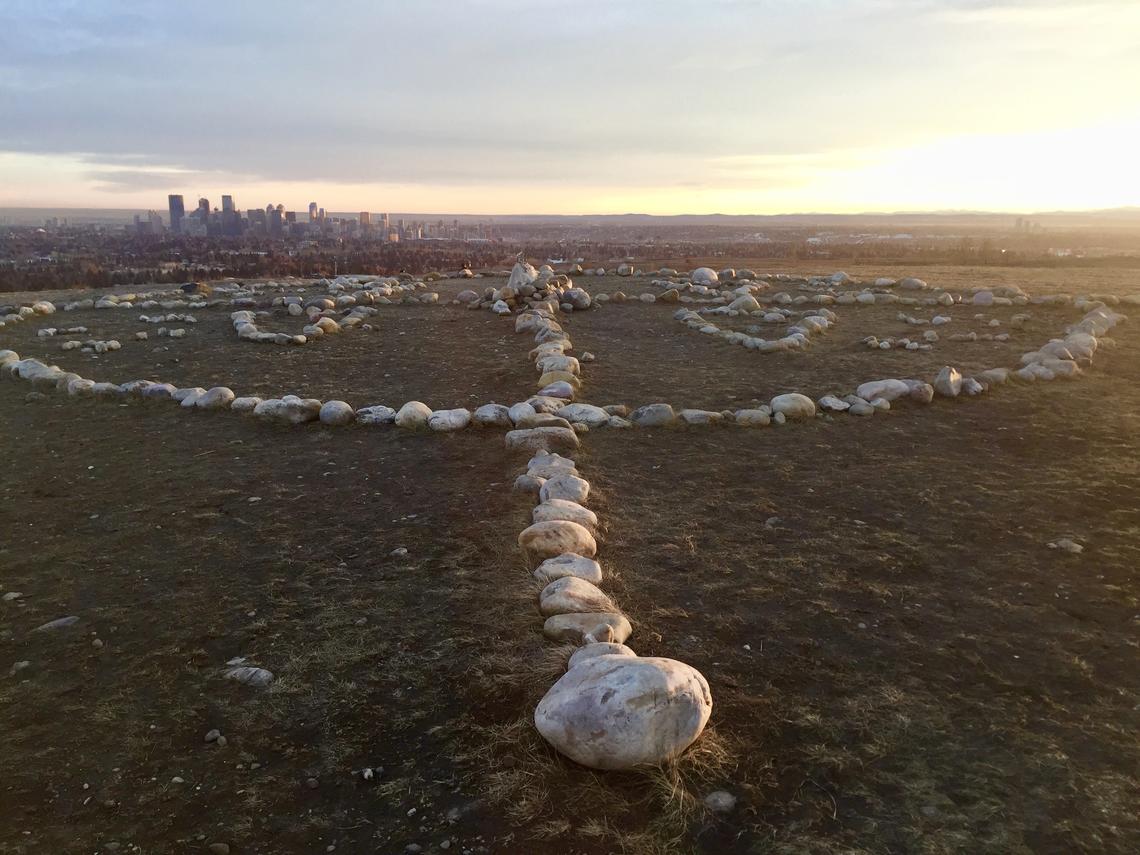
[168,194,185,235]
[309,202,318,222]
[222,195,234,213]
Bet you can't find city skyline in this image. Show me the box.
[2,1,1139,214]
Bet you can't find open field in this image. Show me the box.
[2,267,1139,854]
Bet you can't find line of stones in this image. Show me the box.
[2,280,1131,434]
[504,308,712,770]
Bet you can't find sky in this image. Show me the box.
[1,0,1138,215]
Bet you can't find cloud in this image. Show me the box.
[1,0,1137,210]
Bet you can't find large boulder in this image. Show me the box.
[519,520,597,559]
[319,400,355,425]
[534,656,712,770]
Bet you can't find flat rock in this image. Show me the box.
[428,408,471,432]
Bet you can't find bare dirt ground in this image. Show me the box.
[2,267,1138,855]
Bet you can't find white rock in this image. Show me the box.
[395,401,432,429]
[818,395,850,412]
[473,403,512,428]
[933,366,963,397]
[196,387,235,410]
[540,576,614,616]
[556,403,609,428]
[770,393,816,419]
[253,395,322,424]
[691,267,719,286]
[855,379,910,403]
[428,408,471,432]
[540,473,590,504]
[533,553,603,585]
[519,520,597,559]
[534,656,712,770]
[533,499,598,530]
[543,612,631,644]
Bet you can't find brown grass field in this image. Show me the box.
[1,266,1138,854]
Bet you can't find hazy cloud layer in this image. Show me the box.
[1,0,1137,210]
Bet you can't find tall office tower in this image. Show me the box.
[359,211,371,226]
[309,202,318,222]
[148,210,164,233]
[222,195,234,213]
[168,194,185,235]
[381,213,389,230]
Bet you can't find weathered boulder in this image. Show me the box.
[691,267,719,286]
[507,261,538,290]
[630,403,676,427]
[534,656,712,770]
[533,499,598,530]
[533,553,603,585]
[505,426,580,453]
[855,379,910,403]
[231,396,262,414]
[196,387,235,411]
[395,401,432,429]
[933,366,963,397]
[319,400,355,426]
[428,408,472,432]
[734,408,772,426]
[519,520,597,559]
[543,612,631,644]
[539,473,590,504]
[540,576,614,616]
[568,642,636,669]
[254,396,322,424]
[555,403,609,428]
[770,393,816,419]
[473,403,513,428]
[356,405,397,425]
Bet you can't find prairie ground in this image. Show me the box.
[1,267,1138,854]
